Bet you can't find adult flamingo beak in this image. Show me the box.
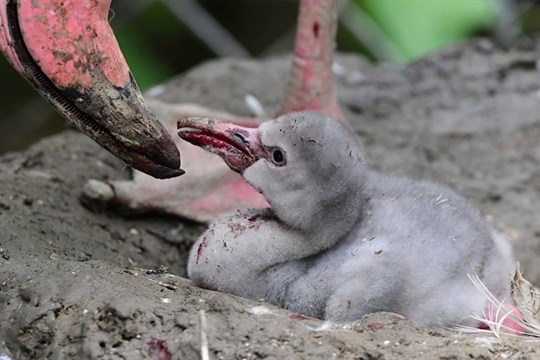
[0,0,183,178]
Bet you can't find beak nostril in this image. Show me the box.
[233,132,248,145]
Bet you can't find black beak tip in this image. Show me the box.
[132,162,185,179]
[131,138,184,179]
[160,167,186,178]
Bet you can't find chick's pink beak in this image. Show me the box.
[178,117,264,173]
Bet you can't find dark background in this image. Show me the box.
[1,0,539,154]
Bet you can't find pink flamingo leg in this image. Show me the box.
[277,0,346,124]
[479,301,525,336]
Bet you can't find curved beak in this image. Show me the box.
[0,0,183,178]
[177,117,263,174]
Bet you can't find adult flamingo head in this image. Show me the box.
[0,0,183,178]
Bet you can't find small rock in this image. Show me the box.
[81,179,114,202]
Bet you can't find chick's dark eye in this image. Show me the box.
[271,148,286,165]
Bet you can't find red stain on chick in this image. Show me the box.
[196,236,208,265]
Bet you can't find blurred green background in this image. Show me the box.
[1,0,539,155]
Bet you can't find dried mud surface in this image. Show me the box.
[2,39,540,359]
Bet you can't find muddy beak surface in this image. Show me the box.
[177,117,264,173]
[0,0,183,178]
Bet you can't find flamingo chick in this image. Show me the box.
[178,111,522,329]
